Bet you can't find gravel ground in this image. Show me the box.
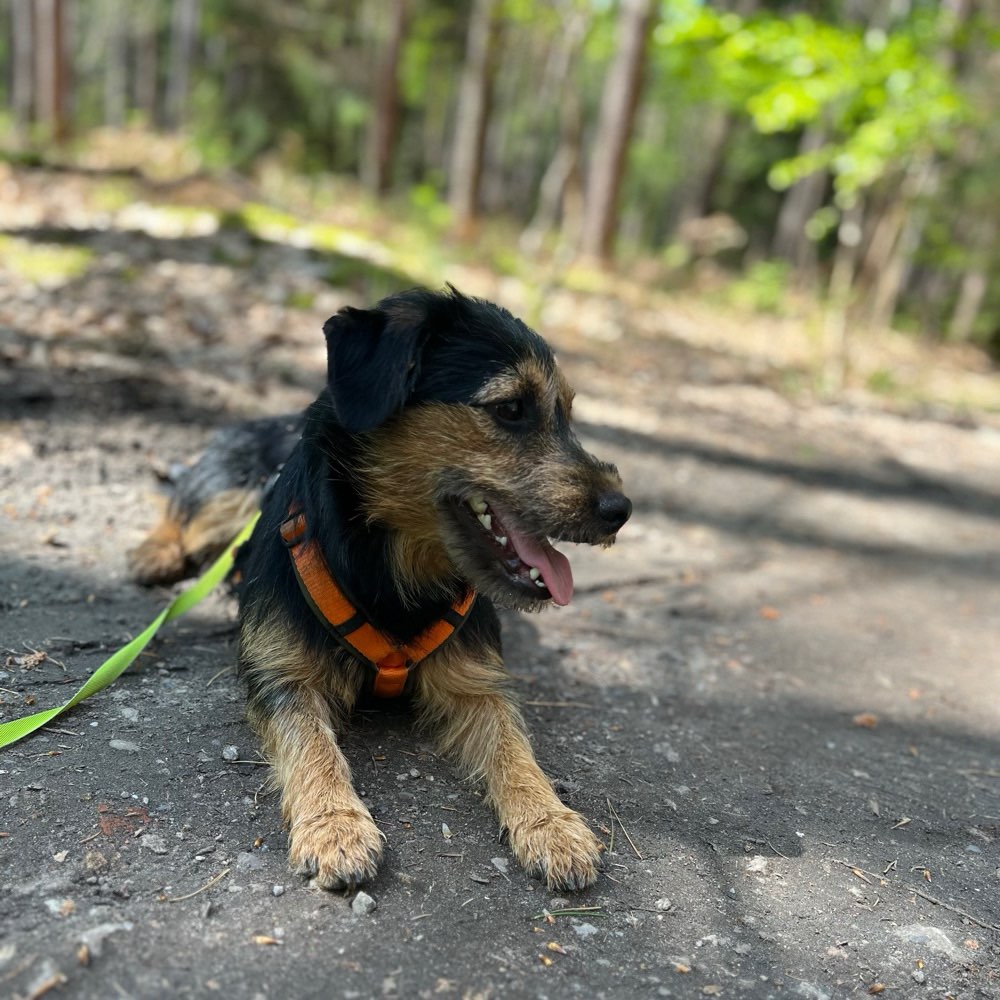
[1,168,998,1000]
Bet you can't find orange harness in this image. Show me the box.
[280,508,476,698]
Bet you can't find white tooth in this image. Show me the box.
[529,567,540,581]
[470,497,487,514]
[535,578,546,588]
[478,514,491,531]
[494,535,507,547]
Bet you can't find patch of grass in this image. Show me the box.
[866,368,898,395]
[285,289,316,310]
[724,260,792,315]
[93,178,137,213]
[0,236,94,284]
[323,254,416,300]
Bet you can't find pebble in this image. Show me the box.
[573,922,600,938]
[911,970,926,984]
[894,924,960,961]
[222,745,239,762]
[235,851,264,873]
[140,834,168,855]
[109,739,140,753]
[272,885,285,897]
[654,897,673,911]
[77,921,133,959]
[351,891,377,915]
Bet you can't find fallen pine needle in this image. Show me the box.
[831,858,1000,931]
[607,798,644,860]
[531,906,604,920]
[162,867,231,903]
[523,700,593,709]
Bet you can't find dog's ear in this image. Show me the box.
[322,306,426,433]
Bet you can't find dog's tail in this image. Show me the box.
[128,488,259,586]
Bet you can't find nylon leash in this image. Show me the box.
[0,512,260,750]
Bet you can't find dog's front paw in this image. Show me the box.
[288,807,384,891]
[508,808,604,891]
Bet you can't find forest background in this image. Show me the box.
[2,0,998,406]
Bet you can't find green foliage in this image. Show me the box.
[654,4,967,204]
[724,259,792,315]
[0,236,94,284]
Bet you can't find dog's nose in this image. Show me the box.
[595,491,632,532]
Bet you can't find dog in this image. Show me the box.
[129,287,631,891]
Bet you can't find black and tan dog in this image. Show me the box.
[130,287,631,891]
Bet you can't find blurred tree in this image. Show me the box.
[580,0,656,261]
[363,0,408,196]
[26,0,71,143]
[165,0,201,130]
[449,0,501,236]
[10,0,34,133]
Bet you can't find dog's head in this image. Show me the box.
[323,287,631,611]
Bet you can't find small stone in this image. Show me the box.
[441,822,452,839]
[573,922,600,938]
[77,922,133,960]
[351,891,377,915]
[272,885,285,897]
[911,970,926,984]
[654,897,673,911]
[409,768,420,778]
[84,851,107,873]
[109,740,140,753]
[235,851,263,872]
[894,924,960,961]
[222,746,239,762]
[491,857,509,875]
[140,834,168,855]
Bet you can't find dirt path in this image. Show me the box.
[2,169,999,999]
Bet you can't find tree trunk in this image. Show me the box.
[32,0,71,143]
[579,0,655,261]
[671,107,732,231]
[948,218,995,342]
[165,0,200,130]
[448,0,501,237]
[133,6,160,126]
[363,0,408,196]
[11,1,34,130]
[865,158,938,329]
[823,199,865,389]
[771,123,829,279]
[104,2,127,128]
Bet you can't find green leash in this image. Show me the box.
[0,512,260,751]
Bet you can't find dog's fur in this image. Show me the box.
[130,288,631,891]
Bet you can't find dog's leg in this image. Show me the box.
[127,504,187,585]
[180,487,260,566]
[244,646,381,890]
[416,648,603,890]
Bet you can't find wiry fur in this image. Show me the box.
[130,287,630,892]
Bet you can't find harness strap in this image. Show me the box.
[280,508,476,697]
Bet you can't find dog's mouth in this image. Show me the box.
[445,494,574,606]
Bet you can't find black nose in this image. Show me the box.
[595,491,632,531]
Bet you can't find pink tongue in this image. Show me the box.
[505,526,574,606]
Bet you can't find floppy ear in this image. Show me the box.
[322,306,426,433]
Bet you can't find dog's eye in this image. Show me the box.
[490,398,525,425]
